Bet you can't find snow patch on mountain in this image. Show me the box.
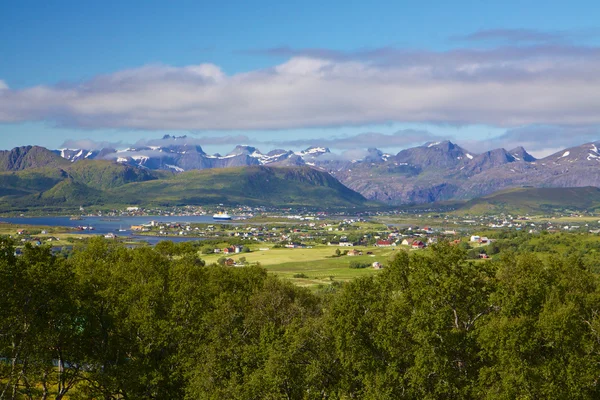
[166,164,184,172]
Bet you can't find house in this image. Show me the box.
[478,237,490,244]
[376,240,393,247]
[372,262,383,270]
[347,249,363,256]
[224,258,235,266]
[339,242,354,247]
[401,239,411,246]
[213,248,222,253]
[470,235,480,242]
[479,253,490,259]
[223,247,236,254]
[411,240,425,249]
[104,233,117,239]
[285,243,306,249]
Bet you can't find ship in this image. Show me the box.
[213,211,232,220]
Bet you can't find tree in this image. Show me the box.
[201,245,214,255]
[476,253,600,399]
[0,241,84,400]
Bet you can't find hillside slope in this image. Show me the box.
[456,187,600,214]
[0,164,369,211]
[107,166,369,207]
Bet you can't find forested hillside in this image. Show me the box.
[2,238,600,399]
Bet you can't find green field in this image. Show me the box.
[201,245,401,287]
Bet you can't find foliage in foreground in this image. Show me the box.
[1,238,600,399]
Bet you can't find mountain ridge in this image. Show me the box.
[5,138,600,205]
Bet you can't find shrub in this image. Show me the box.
[349,261,370,269]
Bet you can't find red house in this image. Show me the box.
[411,240,425,249]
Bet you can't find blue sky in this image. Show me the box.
[1,0,600,156]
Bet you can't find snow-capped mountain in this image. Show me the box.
[54,138,338,172]
[58,148,101,162]
[50,136,600,205]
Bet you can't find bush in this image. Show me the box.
[293,273,309,278]
[201,246,215,255]
[349,261,370,269]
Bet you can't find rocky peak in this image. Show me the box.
[394,140,470,169]
[228,145,260,156]
[509,146,536,162]
[300,146,331,156]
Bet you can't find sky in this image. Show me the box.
[1,0,600,157]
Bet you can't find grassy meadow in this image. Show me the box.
[200,244,402,287]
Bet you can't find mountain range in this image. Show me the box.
[47,136,600,205]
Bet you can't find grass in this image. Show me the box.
[201,245,402,287]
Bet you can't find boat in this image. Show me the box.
[118,225,128,232]
[213,211,232,220]
[70,216,84,220]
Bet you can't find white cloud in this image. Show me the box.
[60,138,123,150]
[1,44,600,131]
[266,129,441,149]
[456,125,600,156]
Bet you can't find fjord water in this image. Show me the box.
[0,215,233,235]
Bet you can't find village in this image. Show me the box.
[4,206,600,289]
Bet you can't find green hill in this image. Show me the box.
[455,186,600,214]
[65,160,164,190]
[38,178,105,205]
[0,164,370,212]
[107,166,369,208]
[0,168,68,196]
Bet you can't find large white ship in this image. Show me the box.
[213,211,232,220]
